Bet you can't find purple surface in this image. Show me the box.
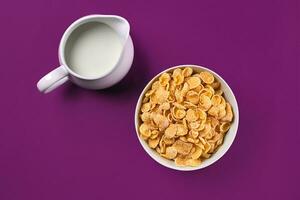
[0,0,299,199]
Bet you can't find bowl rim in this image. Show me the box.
[134,64,239,171]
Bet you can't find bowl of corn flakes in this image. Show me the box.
[135,65,239,171]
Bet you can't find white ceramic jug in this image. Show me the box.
[37,15,134,93]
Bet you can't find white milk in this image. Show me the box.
[65,22,123,78]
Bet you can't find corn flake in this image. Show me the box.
[186,109,199,122]
[199,71,214,84]
[186,91,200,105]
[221,103,233,122]
[159,73,171,86]
[173,140,193,155]
[187,77,201,89]
[165,124,177,138]
[199,94,212,111]
[182,67,193,77]
[148,137,160,148]
[164,146,178,159]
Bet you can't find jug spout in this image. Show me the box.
[94,15,130,45]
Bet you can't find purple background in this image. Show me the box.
[0,0,299,199]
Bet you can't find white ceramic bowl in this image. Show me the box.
[135,65,239,171]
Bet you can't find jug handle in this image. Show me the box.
[37,65,69,93]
